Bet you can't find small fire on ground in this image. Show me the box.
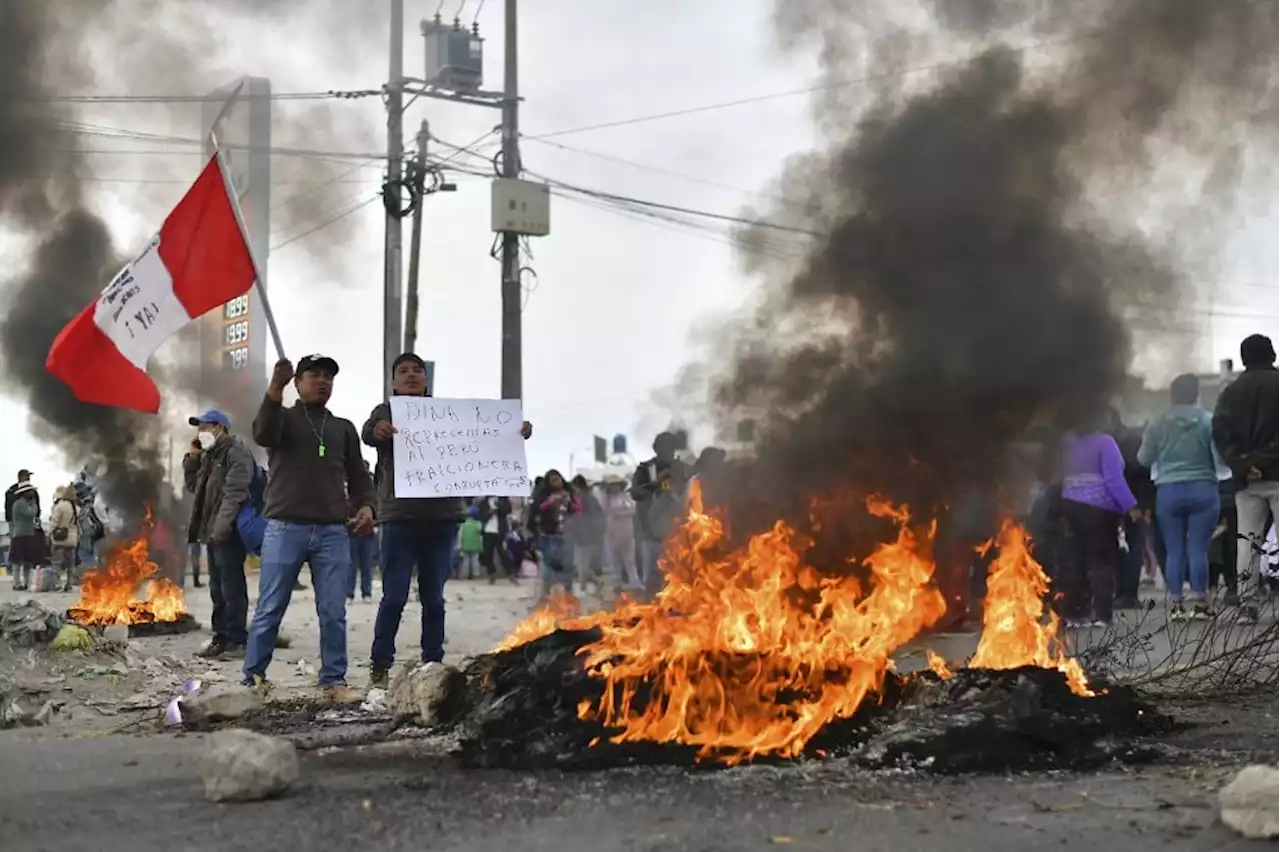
[497,482,1091,765]
[69,510,187,627]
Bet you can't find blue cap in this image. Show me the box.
[188,409,231,429]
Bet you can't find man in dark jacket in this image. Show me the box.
[1114,422,1156,609]
[630,432,692,597]
[245,355,375,696]
[362,353,532,686]
[182,409,256,659]
[1213,334,1279,604]
[5,469,38,526]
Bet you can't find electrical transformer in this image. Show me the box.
[421,16,484,91]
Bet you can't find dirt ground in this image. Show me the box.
[0,567,544,736]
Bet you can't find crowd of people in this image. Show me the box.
[1024,333,1279,628]
[3,469,106,592]
[3,333,1274,698]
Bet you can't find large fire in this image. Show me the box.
[69,512,187,626]
[499,482,1092,764]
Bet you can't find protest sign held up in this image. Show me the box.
[389,397,530,497]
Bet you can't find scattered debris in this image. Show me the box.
[50,624,93,651]
[389,662,466,727]
[180,683,264,728]
[360,687,389,715]
[0,600,62,646]
[1219,765,1279,839]
[102,625,129,646]
[202,729,300,803]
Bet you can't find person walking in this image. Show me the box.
[8,482,41,592]
[476,496,517,583]
[601,474,639,590]
[630,433,692,596]
[244,356,374,698]
[47,485,80,592]
[1114,417,1156,610]
[458,513,483,580]
[362,353,532,686]
[347,471,378,602]
[1059,409,1140,628]
[1213,333,1279,622]
[183,409,257,659]
[531,469,580,599]
[567,475,606,594]
[1138,374,1227,620]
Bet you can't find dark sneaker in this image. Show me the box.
[217,642,245,661]
[361,595,373,603]
[193,579,204,588]
[1190,604,1214,621]
[370,666,390,688]
[1168,605,1188,622]
[1223,591,1242,608]
[1237,604,1260,625]
[195,640,226,659]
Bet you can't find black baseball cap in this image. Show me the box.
[296,354,340,377]
[391,352,426,375]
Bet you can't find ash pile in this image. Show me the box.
[451,629,1173,773]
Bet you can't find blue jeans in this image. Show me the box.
[348,533,377,599]
[372,520,457,668]
[243,521,351,685]
[208,536,248,645]
[1156,480,1220,604]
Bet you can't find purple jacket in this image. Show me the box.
[1060,432,1137,515]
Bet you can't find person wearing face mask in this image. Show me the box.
[183,409,257,659]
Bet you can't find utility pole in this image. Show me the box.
[404,119,428,355]
[383,0,405,397]
[499,0,522,401]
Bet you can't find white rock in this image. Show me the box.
[388,662,460,725]
[202,729,299,803]
[1219,764,1279,839]
[180,683,264,725]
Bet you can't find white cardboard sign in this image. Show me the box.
[389,397,530,498]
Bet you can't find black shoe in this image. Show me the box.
[193,579,204,588]
[1190,604,1215,621]
[370,666,390,688]
[1223,591,1241,608]
[195,640,226,659]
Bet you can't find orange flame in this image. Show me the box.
[497,484,1092,763]
[926,650,953,679]
[969,520,1092,696]
[68,510,187,626]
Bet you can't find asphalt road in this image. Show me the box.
[0,726,1270,852]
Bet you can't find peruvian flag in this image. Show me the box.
[45,155,255,414]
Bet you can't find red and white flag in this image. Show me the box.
[46,155,256,414]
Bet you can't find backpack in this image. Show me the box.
[234,465,269,555]
[82,504,105,542]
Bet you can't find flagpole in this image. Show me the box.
[209,134,286,360]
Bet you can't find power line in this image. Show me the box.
[523,0,1270,140]
[522,136,810,211]
[270,194,380,252]
[31,88,381,104]
[530,170,824,237]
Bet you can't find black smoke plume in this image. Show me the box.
[0,1,384,525]
[705,0,1277,543]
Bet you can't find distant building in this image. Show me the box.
[1119,359,1240,426]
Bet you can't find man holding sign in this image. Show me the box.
[362,353,533,686]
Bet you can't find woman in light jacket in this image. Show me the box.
[48,485,80,592]
[1138,373,1227,621]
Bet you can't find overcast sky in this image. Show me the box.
[1,0,1276,499]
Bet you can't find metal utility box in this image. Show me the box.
[421,17,484,91]
[491,178,551,236]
